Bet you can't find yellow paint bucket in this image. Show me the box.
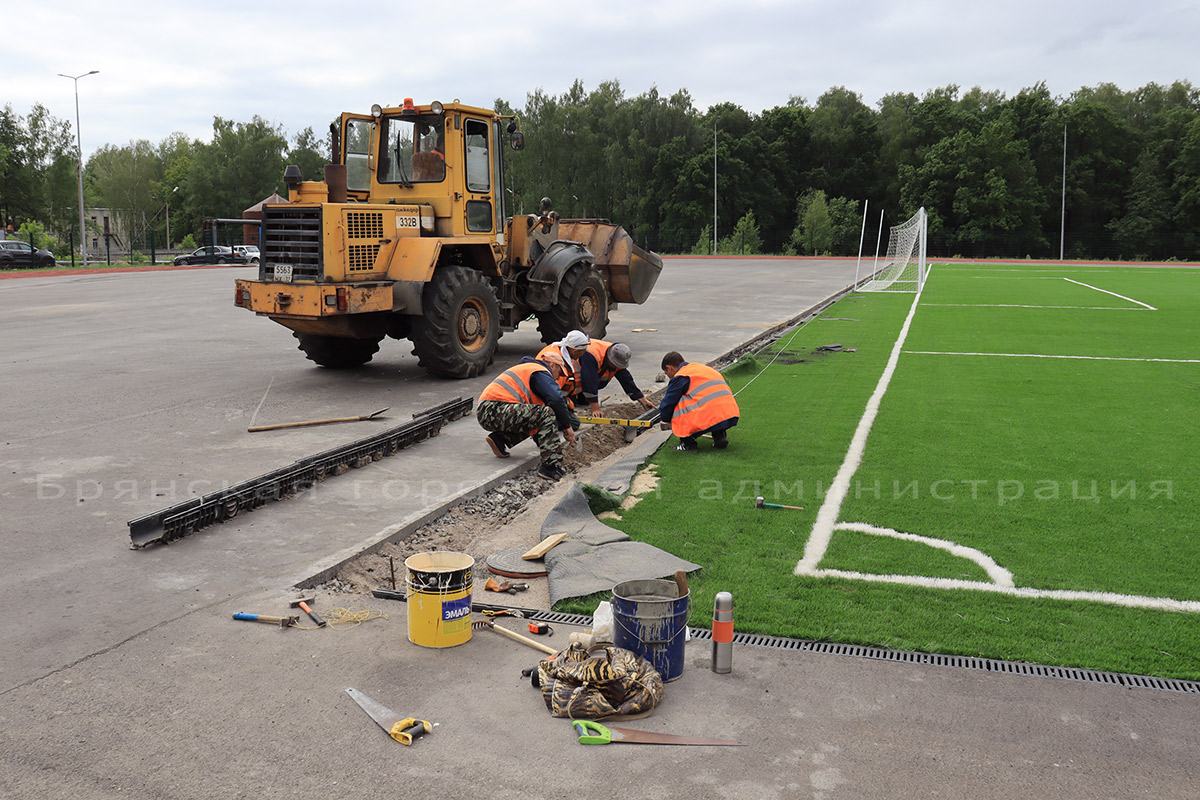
[405,552,474,648]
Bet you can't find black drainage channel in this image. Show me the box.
[527,610,1200,695]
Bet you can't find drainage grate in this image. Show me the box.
[524,610,1199,695]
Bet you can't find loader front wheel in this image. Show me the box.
[293,333,382,368]
[536,264,609,344]
[410,265,500,378]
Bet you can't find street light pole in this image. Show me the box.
[165,186,178,249]
[58,70,98,267]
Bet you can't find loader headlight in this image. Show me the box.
[430,100,444,115]
[371,104,383,118]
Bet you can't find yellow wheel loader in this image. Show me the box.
[233,98,662,378]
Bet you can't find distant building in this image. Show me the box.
[84,207,127,256]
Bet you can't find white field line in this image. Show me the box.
[796,270,1200,615]
[921,303,1147,310]
[836,522,1014,586]
[935,267,1200,274]
[903,351,1200,364]
[814,565,1200,614]
[796,287,925,574]
[1062,277,1157,309]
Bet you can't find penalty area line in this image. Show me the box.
[921,303,1148,311]
[805,568,1200,614]
[1063,277,1157,310]
[903,351,1200,364]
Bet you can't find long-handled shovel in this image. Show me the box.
[248,408,388,433]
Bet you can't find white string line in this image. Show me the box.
[796,284,926,575]
[1062,277,1157,310]
[903,351,1200,364]
[729,317,815,398]
[248,376,275,428]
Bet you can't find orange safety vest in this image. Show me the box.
[537,343,579,397]
[585,340,621,384]
[670,363,739,438]
[478,362,549,405]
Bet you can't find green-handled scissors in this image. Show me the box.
[572,719,744,746]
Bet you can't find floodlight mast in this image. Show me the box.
[58,70,99,267]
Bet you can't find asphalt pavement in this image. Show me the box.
[1,258,1196,799]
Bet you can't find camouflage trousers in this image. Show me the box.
[476,400,565,467]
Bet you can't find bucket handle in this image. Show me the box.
[613,601,692,645]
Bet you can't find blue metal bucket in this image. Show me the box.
[611,579,690,682]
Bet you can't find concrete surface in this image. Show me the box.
[2,258,1198,798]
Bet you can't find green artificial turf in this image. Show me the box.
[561,264,1200,680]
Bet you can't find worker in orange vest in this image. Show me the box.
[658,351,739,451]
[476,349,580,481]
[574,339,655,417]
[536,329,589,399]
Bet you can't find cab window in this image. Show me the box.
[345,119,373,191]
[380,115,446,184]
[464,119,490,193]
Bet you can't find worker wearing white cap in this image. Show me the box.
[536,329,590,399]
[574,339,656,416]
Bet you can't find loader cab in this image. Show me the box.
[340,101,516,239]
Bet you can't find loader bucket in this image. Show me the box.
[557,219,663,304]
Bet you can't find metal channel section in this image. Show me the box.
[524,610,1200,696]
[127,397,473,548]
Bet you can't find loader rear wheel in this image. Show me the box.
[410,265,500,378]
[536,263,609,344]
[293,332,382,368]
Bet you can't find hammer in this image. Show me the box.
[755,496,805,511]
[290,596,326,627]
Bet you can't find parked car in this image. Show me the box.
[0,239,56,269]
[173,246,247,266]
[233,245,260,264]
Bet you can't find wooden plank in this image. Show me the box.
[521,532,568,561]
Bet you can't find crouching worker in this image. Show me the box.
[574,339,656,417]
[477,350,580,481]
[658,351,739,451]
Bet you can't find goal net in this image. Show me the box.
[858,207,927,292]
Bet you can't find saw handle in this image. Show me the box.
[388,718,431,745]
[573,720,613,745]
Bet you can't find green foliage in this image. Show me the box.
[689,224,714,255]
[6,78,1200,261]
[15,220,69,258]
[791,190,833,254]
[179,233,197,250]
[718,210,762,254]
[0,103,76,238]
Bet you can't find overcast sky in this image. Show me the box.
[7,1,1198,159]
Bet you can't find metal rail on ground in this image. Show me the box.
[127,397,474,548]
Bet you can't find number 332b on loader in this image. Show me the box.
[233,98,663,379]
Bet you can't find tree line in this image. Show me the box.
[3,78,1199,261]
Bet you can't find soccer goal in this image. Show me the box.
[856,207,928,292]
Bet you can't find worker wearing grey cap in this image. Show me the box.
[574,339,656,417]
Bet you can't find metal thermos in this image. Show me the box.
[711,591,734,674]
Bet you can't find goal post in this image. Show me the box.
[858,207,927,293]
